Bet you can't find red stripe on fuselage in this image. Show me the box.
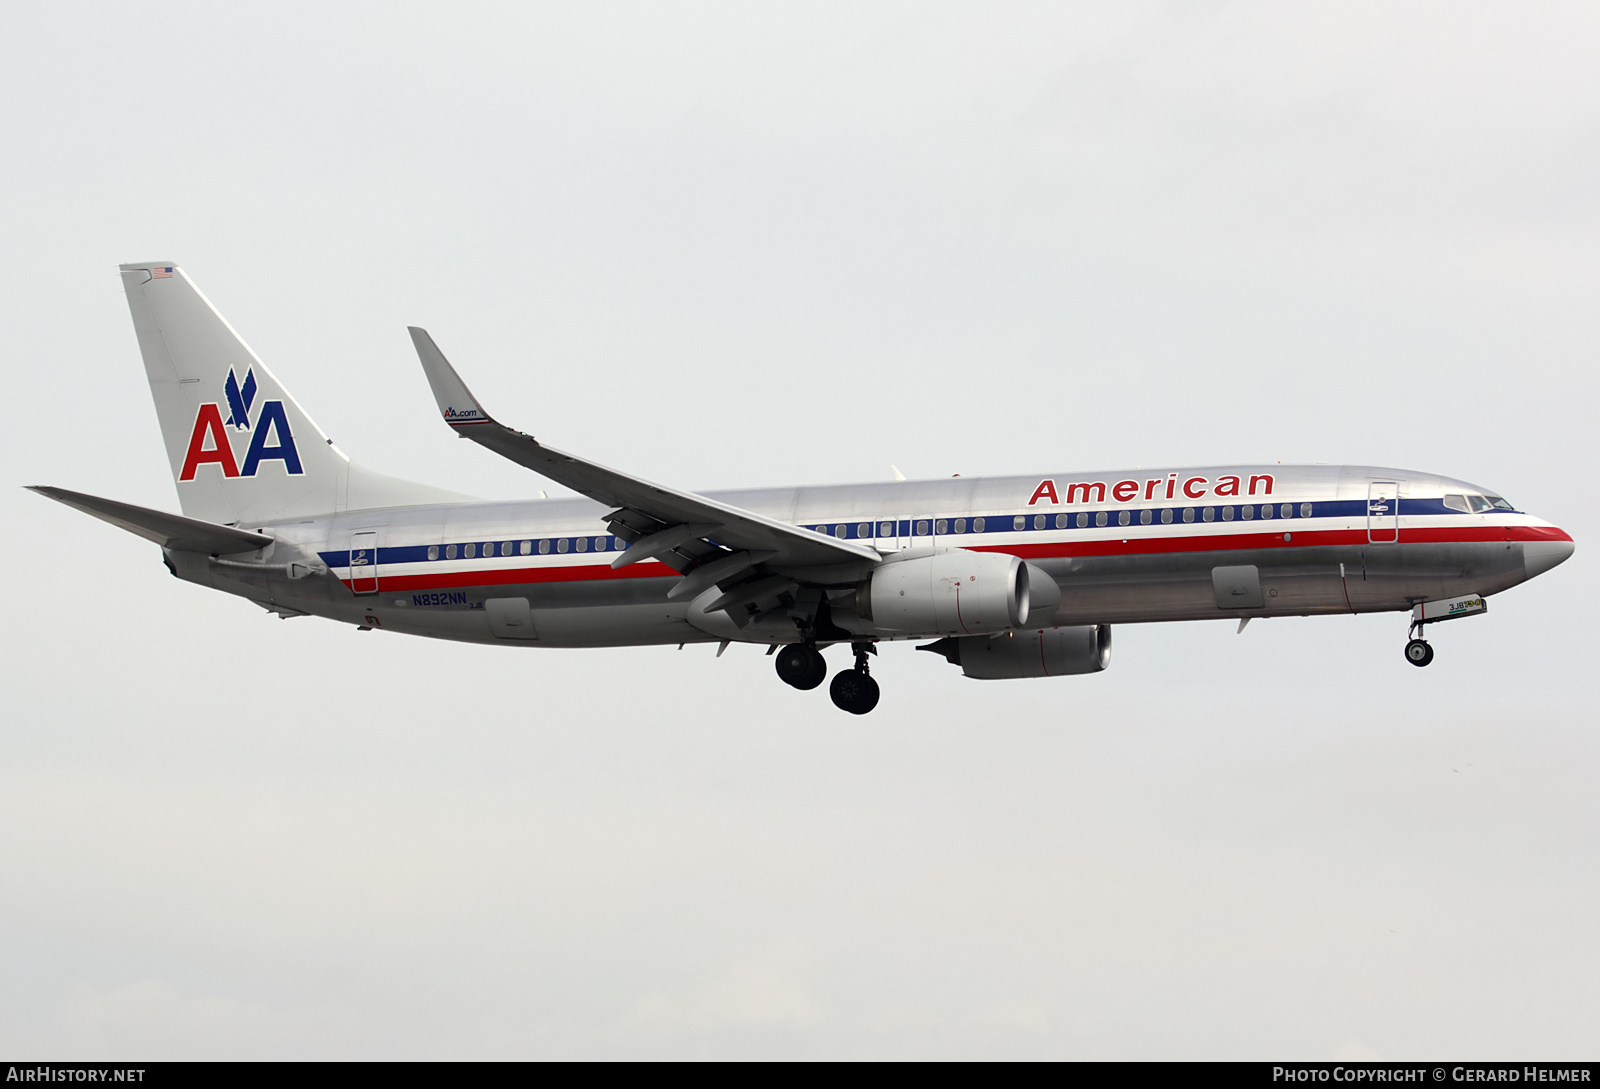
[972,522,1569,561]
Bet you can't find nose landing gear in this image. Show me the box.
[1404,638,1434,667]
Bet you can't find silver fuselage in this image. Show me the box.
[174,463,1573,648]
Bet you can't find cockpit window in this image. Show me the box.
[1442,494,1470,513]
[1487,496,1513,510]
[1467,495,1492,513]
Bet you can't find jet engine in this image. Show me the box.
[853,549,1053,637]
[919,625,1112,679]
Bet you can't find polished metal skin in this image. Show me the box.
[29,264,1578,709]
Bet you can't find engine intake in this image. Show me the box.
[920,625,1112,679]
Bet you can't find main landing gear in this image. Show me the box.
[830,643,880,715]
[775,644,827,690]
[773,641,881,713]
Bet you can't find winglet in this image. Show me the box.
[408,327,499,430]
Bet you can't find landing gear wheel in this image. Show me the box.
[829,669,880,715]
[775,645,827,690]
[1404,639,1434,667]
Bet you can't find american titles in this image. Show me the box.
[1028,473,1275,506]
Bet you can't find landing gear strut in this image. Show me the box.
[829,642,880,715]
[1404,616,1434,667]
[775,644,828,690]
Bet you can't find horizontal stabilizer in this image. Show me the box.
[27,486,272,554]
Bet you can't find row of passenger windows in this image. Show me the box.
[424,536,617,561]
[813,503,1317,538]
[413,501,1323,562]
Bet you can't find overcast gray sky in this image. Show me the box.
[2,1,1597,1059]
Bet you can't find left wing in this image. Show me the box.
[408,329,880,613]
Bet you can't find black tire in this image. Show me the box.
[800,652,828,690]
[776,645,827,690]
[829,669,881,715]
[1404,639,1434,667]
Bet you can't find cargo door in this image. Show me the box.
[1367,481,1399,544]
[1212,565,1263,609]
[349,531,379,594]
[486,596,539,640]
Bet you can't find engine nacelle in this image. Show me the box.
[857,549,1034,637]
[921,625,1112,679]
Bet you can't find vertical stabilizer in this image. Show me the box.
[119,263,467,525]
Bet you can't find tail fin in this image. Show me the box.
[120,263,469,525]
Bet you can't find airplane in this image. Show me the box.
[29,263,1576,714]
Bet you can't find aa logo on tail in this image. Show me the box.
[179,368,304,481]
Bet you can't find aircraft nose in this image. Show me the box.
[1524,537,1575,580]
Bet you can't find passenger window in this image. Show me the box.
[575,538,588,552]
[1054,514,1068,529]
[1183,508,1195,523]
[1281,503,1292,518]
[837,524,848,537]
[1300,503,1312,517]
[1260,505,1272,520]
[1118,510,1131,526]
[974,518,985,532]
[1222,507,1234,521]
[1161,509,1173,524]
[1076,513,1088,528]
[446,544,458,559]
[500,542,512,556]
[1140,509,1152,525]
[935,519,948,534]
[1240,505,1253,521]
[539,540,550,554]
[856,523,869,538]
[1013,516,1026,531]
[954,518,966,533]
[556,539,568,553]
[1467,495,1491,513]
[427,545,440,561]
[520,541,532,555]
[1203,508,1215,522]
[1028,515,1041,530]
[879,522,893,536]
[917,520,930,535]
[1095,512,1108,527]
[465,543,476,558]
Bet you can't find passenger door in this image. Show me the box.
[350,531,379,594]
[1367,482,1399,544]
